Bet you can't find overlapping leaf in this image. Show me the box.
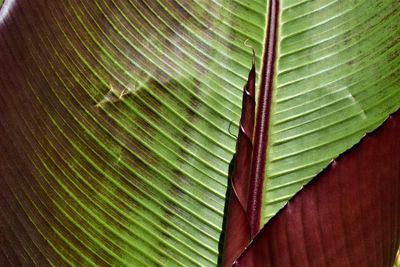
[235,110,400,266]
[0,0,399,266]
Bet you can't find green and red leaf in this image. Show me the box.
[1,0,399,266]
[235,110,400,266]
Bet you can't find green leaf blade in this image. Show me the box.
[262,0,400,222]
[0,1,266,266]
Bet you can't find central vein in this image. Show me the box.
[246,0,279,237]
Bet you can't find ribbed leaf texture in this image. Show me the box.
[235,110,400,266]
[262,0,400,222]
[0,0,400,266]
[0,1,265,265]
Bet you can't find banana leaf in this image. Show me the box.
[0,0,399,266]
[234,110,400,266]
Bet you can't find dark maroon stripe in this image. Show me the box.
[247,0,279,236]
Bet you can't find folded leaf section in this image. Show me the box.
[221,54,256,267]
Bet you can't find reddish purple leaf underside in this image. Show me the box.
[220,52,256,267]
[221,0,280,265]
[221,0,399,265]
[233,110,400,266]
